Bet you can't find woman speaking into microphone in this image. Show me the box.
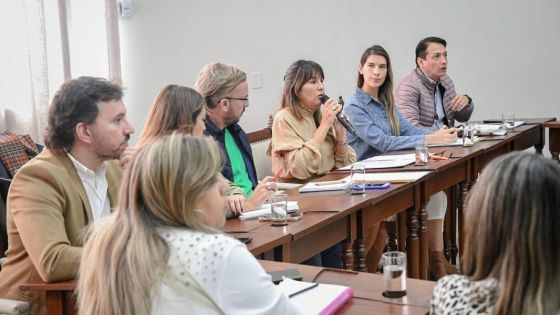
[270,59,356,181]
[270,60,356,269]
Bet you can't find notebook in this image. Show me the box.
[238,201,299,220]
[298,180,350,193]
[278,278,353,315]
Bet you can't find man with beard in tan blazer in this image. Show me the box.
[0,77,135,314]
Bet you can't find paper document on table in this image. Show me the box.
[352,171,431,183]
[506,120,526,129]
[239,201,298,220]
[474,124,508,136]
[278,278,353,315]
[298,179,350,193]
[429,136,482,147]
[339,153,416,170]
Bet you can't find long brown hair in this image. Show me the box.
[463,152,560,315]
[357,45,400,136]
[137,85,205,146]
[279,60,335,141]
[78,134,223,314]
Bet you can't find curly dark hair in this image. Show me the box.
[44,77,124,150]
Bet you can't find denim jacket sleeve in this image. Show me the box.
[346,99,426,154]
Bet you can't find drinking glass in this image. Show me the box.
[415,142,429,166]
[382,251,407,298]
[270,192,288,226]
[350,163,366,195]
[462,123,475,147]
[502,112,515,128]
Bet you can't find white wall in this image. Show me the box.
[119,0,560,143]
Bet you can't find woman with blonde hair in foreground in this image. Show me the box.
[78,134,299,314]
[430,151,560,314]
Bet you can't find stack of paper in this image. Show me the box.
[278,278,353,315]
[339,153,416,170]
[238,201,299,220]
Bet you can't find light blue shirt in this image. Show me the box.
[434,84,445,128]
[345,87,429,161]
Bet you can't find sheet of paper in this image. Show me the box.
[351,171,431,183]
[428,136,482,147]
[339,154,416,170]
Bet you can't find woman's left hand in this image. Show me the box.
[332,111,347,136]
[119,147,136,169]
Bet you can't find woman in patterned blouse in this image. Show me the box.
[431,152,560,314]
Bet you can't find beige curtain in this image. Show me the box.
[0,0,122,144]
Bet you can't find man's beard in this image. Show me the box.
[224,109,241,126]
[93,134,130,161]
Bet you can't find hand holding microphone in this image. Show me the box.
[320,95,356,135]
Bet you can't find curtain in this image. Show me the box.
[0,0,121,144]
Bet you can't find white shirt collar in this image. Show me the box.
[66,153,108,182]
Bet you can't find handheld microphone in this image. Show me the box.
[320,94,356,135]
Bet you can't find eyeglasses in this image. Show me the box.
[224,97,249,104]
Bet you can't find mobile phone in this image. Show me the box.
[364,183,390,189]
[268,268,303,284]
[235,237,252,244]
[483,119,502,124]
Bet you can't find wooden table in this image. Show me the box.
[260,260,435,315]
[21,260,436,315]
[545,121,560,161]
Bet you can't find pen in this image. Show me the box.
[272,169,281,182]
[288,282,319,298]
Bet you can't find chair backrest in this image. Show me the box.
[247,128,273,179]
[0,177,11,257]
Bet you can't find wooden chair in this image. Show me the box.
[247,128,273,179]
[1,162,11,256]
[0,165,29,315]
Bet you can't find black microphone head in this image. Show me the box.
[319,95,329,104]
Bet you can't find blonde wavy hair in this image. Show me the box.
[78,133,223,315]
[138,85,206,146]
[463,152,560,315]
[193,62,247,109]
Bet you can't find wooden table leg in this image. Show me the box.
[343,240,355,270]
[45,291,63,315]
[397,211,407,253]
[407,206,419,279]
[458,181,472,263]
[449,185,459,265]
[418,204,429,280]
